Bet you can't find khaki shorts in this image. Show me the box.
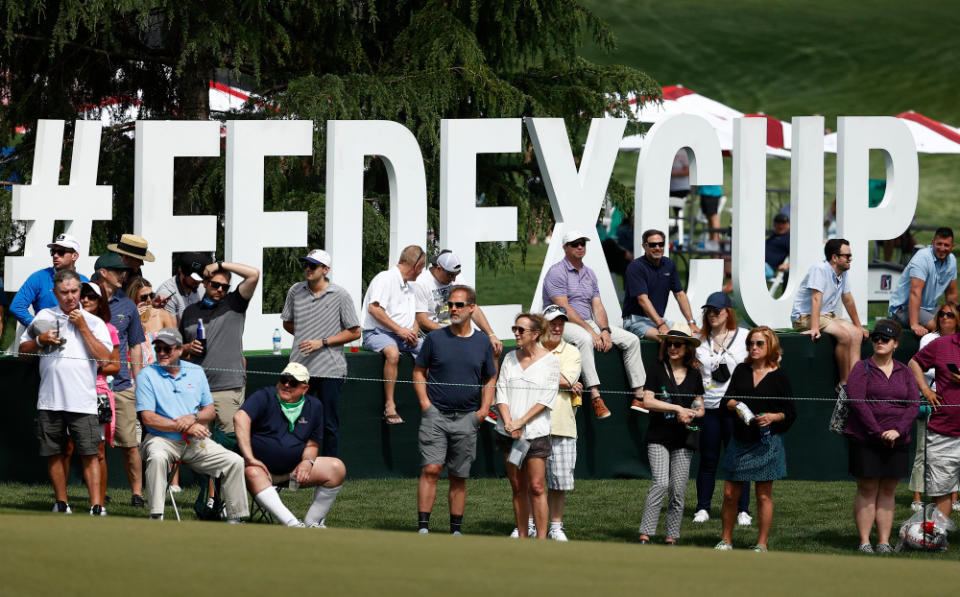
[211,387,245,434]
[792,312,839,332]
[113,387,141,448]
[925,431,960,497]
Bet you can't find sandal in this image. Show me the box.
[383,411,404,425]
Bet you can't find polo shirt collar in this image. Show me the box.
[392,266,410,290]
[155,362,186,380]
[643,254,663,268]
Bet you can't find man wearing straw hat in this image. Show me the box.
[107,233,155,289]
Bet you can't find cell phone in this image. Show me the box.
[948,363,960,375]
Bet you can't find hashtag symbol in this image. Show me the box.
[4,120,113,289]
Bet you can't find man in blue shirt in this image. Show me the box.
[136,328,248,521]
[9,233,88,327]
[234,363,347,528]
[413,285,497,534]
[765,213,790,280]
[888,227,958,337]
[791,238,869,388]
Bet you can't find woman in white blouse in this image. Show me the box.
[496,312,559,539]
[692,292,752,525]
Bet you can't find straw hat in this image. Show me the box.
[107,234,155,262]
[656,327,701,348]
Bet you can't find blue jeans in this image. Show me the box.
[308,377,345,458]
[695,407,750,514]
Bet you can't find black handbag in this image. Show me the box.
[684,427,700,451]
[710,329,739,384]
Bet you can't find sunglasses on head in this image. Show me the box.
[566,240,587,248]
[870,334,894,344]
[511,326,534,335]
[138,292,156,302]
[50,248,72,257]
[279,376,304,388]
[665,341,686,349]
[446,301,469,309]
[747,340,766,347]
[645,241,665,248]
[153,343,176,354]
[939,311,956,319]
[207,281,229,291]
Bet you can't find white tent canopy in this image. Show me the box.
[824,110,960,154]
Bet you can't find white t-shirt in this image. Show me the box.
[415,269,453,325]
[695,327,750,409]
[21,307,113,414]
[919,332,940,389]
[361,267,418,331]
[496,350,559,440]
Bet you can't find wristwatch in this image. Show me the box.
[600,327,611,333]
[322,338,329,347]
[687,319,696,325]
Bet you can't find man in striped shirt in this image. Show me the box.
[281,249,361,457]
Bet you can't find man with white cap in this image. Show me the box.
[10,233,89,328]
[136,327,248,521]
[281,249,361,457]
[415,250,502,356]
[234,362,346,527]
[542,230,646,419]
[154,252,212,322]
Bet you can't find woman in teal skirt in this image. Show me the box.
[714,326,796,552]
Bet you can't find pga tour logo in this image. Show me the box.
[880,274,892,291]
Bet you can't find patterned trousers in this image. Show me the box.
[639,443,693,539]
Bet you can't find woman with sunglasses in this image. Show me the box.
[909,303,960,510]
[715,326,795,552]
[845,319,919,553]
[496,313,559,539]
[80,281,121,513]
[126,277,175,365]
[636,329,704,545]
[692,292,752,526]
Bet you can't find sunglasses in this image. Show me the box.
[511,326,534,335]
[279,376,304,388]
[153,344,175,354]
[747,340,766,347]
[207,281,229,291]
[80,292,99,300]
[836,253,853,260]
[446,301,469,309]
[566,240,587,248]
[138,292,156,302]
[939,311,956,319]
[704,307,723,317]
[870,334,894,344]
[50,248,72,257]
[665,341,686,349]
[645,241,665,248]
[304,262,320,270]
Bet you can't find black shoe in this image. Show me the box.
[131,494,146,508]
[90,505,104,516]
[52,500,72,514]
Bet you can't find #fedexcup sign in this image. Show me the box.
[5,116,918,350]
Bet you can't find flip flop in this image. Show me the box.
[383,412,404,425]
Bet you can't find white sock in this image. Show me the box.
[550,521,562,531]
[254,486,298,526]
[304,485,342,525]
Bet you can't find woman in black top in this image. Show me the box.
[715,326,796,553]
[636,330,705,545]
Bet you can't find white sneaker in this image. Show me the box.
[308,521,326,528]
[953,501,960,512]
[169,485,182,494]
[693,509,710,523]
[737,512,752,527]
[509,528,519,538]
[290,520,306,527]
[527,522,537,537]
[714,540,733,551]
[418,528,429,534]
[548,526,569,542]
[911,500,923,512]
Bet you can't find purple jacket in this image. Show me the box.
[844,358,919,446]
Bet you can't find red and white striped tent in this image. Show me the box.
[619,84,791,158]
[824,110,960,153]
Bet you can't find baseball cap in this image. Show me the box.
[871,320,900,342]
[300,249,332,267]
[436,252,461,274]
[47,233,80,253]
[702,291,732,310]
[154,327,183,346]
[543,304,568,321]
[81,281,101,297]
[562,230,589,245]
[280,362,310,383]
[179,252,213,282]
[94,252,132,271]
[773,213,789,224]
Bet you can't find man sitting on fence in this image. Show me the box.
[234,363,346,527]
[136,327,248,521]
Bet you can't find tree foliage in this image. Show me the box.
[1,0,658,309]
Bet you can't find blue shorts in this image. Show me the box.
[623,314,672,338]
[362,328,423,357]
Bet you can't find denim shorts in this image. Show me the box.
[362,328,423,357]
[623,314,672,338]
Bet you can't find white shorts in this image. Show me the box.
[546,436,577,491]
[925,431,960,497]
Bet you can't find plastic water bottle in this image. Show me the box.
[758,412,772,444]
[687,398,703,430]
[272,328,282,355]
[662,386,675,419]
[196,319,206,354]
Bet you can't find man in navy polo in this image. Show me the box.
[622,229,700,342]
[92,252,147,507]
[234,363,346,527]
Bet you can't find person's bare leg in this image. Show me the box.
[97,442,108,506]
[720,481,741,545]
[122,446,143,496]
[854,477,879,544]
[755,481,774,549]
[708,214,721,242]
[48,455,69,503]
[823,321,853,385]
[505,459,528,537]
[417,464,442,514]
[80,454,101,506]
[548,489,566,522]
[448,475,466,517]
[382,346,401,416]
[933,494,953,518]
[526,458,549,539]
[875,478,899,544]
